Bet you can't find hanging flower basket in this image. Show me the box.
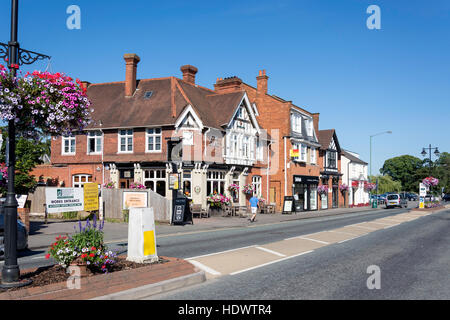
[0,65,92,138]
[422,176,439,187]
[242,184,254,194]
[228,183,240,193]
[317,185,328,195]
[339,184,349,193]
[364,183,376,192]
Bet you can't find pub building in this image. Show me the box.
[317,129,344,210]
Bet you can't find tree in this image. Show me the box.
[370,175,402,194]
[0,127,50,195]
[380,155,423,192]
[433,152,450,193]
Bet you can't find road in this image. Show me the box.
[148,208,449,300]
[3,205,413,270]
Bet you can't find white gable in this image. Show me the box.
[174,105,203,130]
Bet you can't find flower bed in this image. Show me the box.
[0,256,169,294]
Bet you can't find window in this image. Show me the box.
[256,139,264,161]
[307,119,313,137]
[310,147,316,164]
[252,176,262,197]
[243,136,249,159]
[291,113,302,133]
[73,174,92,188]
[143,169,166,197]
[300,144,307,162]
[62,136,76,155]
[182,171,192,198]
[207,170,226,195]
[87,131,102,154]
[146,128,162,152]
[118,129,133,152]
[327,151,337,168]
[230,134,238,157]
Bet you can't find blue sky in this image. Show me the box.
[1,0,449,174]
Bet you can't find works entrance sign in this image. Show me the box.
[45,188,84,213]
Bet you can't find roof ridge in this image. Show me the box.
[177,78,216,93]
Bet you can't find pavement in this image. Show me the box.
[4,203,446,300]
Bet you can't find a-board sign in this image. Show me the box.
[282,196,294,214]
[123,192,147,209]
[83,183,99,211]
[45,188,84,213]
[172,197,193,225]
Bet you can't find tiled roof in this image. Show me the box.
[341,150,368,165]
[86,77,245,130]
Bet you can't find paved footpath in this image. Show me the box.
[28,206,386,250]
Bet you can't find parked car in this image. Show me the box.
[407,193,418,201]
[0,213,29,260]
[443,194,450,202]
[385,193,408,209]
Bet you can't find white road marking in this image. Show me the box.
[294,236,330,245]
[255,246,286,257]
[187,260,221,276]
[230,250,314,276]
[186,245,257,260]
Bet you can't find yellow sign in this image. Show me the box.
[143,230,156,256]
[290,149,299,158]
[83,183,99,211]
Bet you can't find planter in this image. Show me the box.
[208,205,224,216]
[67,258,91,277]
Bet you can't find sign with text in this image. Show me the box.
[45,188,84,213]
[83,183,99,211]
[123,192,148,209]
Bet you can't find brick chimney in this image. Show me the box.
[214,76,243,94]
[123,53,140,97]
[312,113,320,134]
[256,70,268,96]
[180,65,198,85]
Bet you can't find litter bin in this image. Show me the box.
[372,199,378,208]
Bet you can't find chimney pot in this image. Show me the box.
[124,53,140,97]
[180,65,198,85]
[256,69,269,96]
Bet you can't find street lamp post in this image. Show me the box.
[369,130,392,204]
[421,144,440,176]
[0,0,50,288]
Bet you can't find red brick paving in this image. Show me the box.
[0,256,197,300]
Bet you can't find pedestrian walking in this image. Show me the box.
[249,195,259,222]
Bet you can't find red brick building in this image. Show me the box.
[32,54,346,213]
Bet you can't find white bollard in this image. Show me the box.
[126,207,158,263]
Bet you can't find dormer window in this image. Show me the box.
[291,113,302,133]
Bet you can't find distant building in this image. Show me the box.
[341,150,369,206]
